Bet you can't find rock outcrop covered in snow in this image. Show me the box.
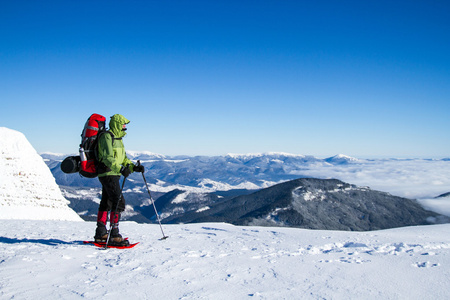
[0,127,82,221]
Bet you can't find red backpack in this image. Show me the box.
[79,114,107,178]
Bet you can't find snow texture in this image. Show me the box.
[0,127,82,221]
[0,220,449,299]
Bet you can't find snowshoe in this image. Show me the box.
[108,236,130,247]
[83,238,139,249]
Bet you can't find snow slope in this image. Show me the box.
[0,127,81,221]
[0,220,449,299]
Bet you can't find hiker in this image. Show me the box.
[94,114,144,246]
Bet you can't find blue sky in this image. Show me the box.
[1,0,449,157]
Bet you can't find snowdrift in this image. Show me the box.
[0,127,82,221]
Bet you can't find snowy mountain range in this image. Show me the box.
[42,151,450,198]
[42,152,363,192]
[2,126,449,231]
[42,152,374,224]
[41,150,450,227]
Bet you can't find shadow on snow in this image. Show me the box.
[0,237,84,246]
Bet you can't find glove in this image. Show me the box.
[120,165,132,178]
[134,164,145,173]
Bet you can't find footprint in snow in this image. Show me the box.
[414,261,440,268]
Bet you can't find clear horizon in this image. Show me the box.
[1,1,449,158]
[38,147,449,160]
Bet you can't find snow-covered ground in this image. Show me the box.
[1,220,449,299]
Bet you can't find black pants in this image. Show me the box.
[98,176,126,212]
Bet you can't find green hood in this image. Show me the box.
[109,114,130,138]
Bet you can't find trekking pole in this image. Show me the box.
[104,175,127,249]
[137,160,168,240]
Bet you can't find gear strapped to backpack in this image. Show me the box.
[79,113,107,178]
[61,113,113,178]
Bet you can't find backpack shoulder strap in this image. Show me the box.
[99,130,121,143]
[94,131,116,162]
[107,130,121,141]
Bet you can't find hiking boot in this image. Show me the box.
[108,236,130,247]
[94,224,108,242]
[109,227,129,246]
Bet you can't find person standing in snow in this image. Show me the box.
[94,114,144,246]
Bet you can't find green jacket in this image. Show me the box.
[97,114,134,177]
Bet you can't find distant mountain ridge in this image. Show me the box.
[163,178,443,231]
[43,151,450,194]
[41,151,450,228]
[42,151,362,192]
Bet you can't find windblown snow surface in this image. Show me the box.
[1,220,449,299]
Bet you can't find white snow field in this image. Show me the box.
[1,220,449,299]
